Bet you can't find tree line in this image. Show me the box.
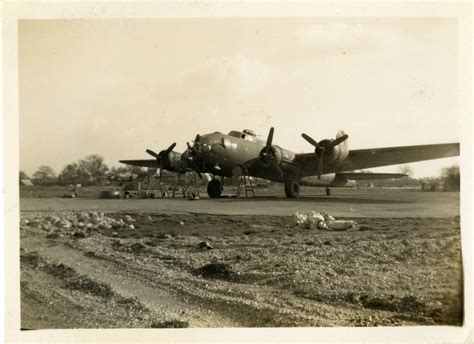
[20,154,146,186]
[20,155,461,191]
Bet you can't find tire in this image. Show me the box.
[207,179,222,198]
[284,181,300,198]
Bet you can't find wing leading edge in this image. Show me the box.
[119,159,160,168]
[296,142,459,176]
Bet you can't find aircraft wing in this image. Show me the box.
[119,159,160,168]
[296,143,460,176]
[344,143,460,171]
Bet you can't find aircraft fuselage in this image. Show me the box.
[193,132,296,181]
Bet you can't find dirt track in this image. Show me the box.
[20,192,463,328]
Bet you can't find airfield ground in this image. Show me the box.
[19,188,463,328]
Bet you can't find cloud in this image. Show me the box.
[208,54,271,92]
[168,54,271,100]
[153,54,272,110]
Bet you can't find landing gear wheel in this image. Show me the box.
[284,181,300,198]
[207,179,223,198]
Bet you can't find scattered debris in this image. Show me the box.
[20,212,129,236]
[195,262,235,280]
[196,241,214,250]
[129,242,146,253]
[292,211,358,231]
[125,215,135,223]
[73,231,87,239]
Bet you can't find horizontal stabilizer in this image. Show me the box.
[337,172,408,180]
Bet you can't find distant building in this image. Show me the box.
[20,179,34,186]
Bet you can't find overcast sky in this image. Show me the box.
[19,18,459,177]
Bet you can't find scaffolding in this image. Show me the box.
[182,172,201,198]
[236,169,255,198]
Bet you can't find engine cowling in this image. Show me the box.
[146,143,187,173]
[259,145,283,166]
[165,151,182,171]
[318,136,349,162]
[301,130,349,179]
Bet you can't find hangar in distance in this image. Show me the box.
[120,128,460,198]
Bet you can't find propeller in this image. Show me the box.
[145,143,177,186]
[301,132,349,179]
[146,142,176,167]
[258,127,283,179]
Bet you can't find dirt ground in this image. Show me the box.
[20,188,460,218]
[19,191,463,328]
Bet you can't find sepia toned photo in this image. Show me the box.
[3,1,472,343]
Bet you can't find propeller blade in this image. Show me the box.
[266,127,274,146]
[146,149,160,159]
[164,142,177,155]
[328,134,349,149]
[317,146,325,179]
[318,156,324,180]
[301,133,318,147]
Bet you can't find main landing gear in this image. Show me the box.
[284,180,300,198]
[207,177,224,198]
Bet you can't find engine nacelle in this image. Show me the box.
[326,141,349,162]
[164,151,184,172]
[318,130,349,162]
[259,145,283,166]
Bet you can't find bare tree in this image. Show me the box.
[32,165,56,180]
[59,163,81,180]
[398,165,414,178]
[77,154,109,181]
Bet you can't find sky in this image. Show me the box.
[19,18,460,178]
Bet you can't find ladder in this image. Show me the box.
[236,169,255,198]
[183,172,201,198]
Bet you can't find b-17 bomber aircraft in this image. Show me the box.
[120,128,460,198]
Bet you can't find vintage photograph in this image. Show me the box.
[12,9,466,335]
